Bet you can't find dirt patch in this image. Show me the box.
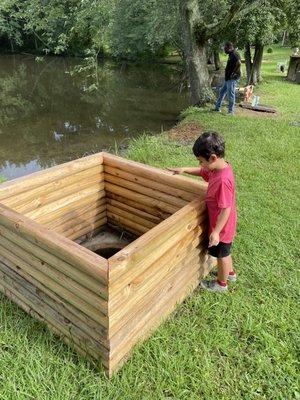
[168,122,204,144]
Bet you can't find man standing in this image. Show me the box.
[214,42,241,115]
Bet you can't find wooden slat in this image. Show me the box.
[46,198,106,230]
[35,192,105,226]
[0,282,109,367]
[55,208,106,235]
[11,174,104,215]
[0,256,107,337]
[0,262,109,357]
[106,184,178,215]
[105,173,187,209]
[0,203,108,283]
[3,165,103,209]
[0,244,108,325]
[0,223,107,298]
[109,228,202,313]
[0,235,107,314]
[108,217,205,294]
[107,212,148,235]
[0,152,104,201]
[109,199,205,282]
[106,192,171,220]
[108,254,201,369]
[63,215,107,240]
[25,183,105,220]
[67,218,107,242]
[104,166,196,202]
[106,205,156,230]
[109,247,200,335]
[102,152,207,195]
[106,198,162,224]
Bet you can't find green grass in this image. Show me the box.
[1,46,299,399]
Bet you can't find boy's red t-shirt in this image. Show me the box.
[199,163,237,243]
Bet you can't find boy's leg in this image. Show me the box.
[201,243,235,291]
[217,255,233,282]
[215,81,227,111]
[227,79,237,114]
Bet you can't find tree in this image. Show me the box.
[179,0,263,105]
[231,2,284,85]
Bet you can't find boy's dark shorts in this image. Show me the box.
[208,242,232,258]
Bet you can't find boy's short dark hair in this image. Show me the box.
[192,131,225,160]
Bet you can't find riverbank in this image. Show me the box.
[0,47,298,398]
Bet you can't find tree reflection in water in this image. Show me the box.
[0,55,188,179]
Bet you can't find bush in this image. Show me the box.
[267,47,273,53]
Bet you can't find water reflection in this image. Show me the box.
[0,55,188,180]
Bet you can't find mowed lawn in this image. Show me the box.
[0,47,299,399]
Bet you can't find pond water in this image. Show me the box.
[0,55,188,180]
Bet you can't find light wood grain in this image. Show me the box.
[25,182,105,220]
[102,152,207,195]
[0,235,107,314]
[0,262,109,358]
[0,153,103,201]
[0,244,108,326]
[105,173,188,208]
[106,192,171,220]
[0,204,108,283]
[109,199,205,282]
[105,184,178,215]
[3,166,103,210]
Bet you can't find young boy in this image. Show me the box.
[168,131,237,292]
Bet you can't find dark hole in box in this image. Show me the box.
[79,225,138,259]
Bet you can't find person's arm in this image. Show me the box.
[230,59,241,78]
[166,167,201,176]
[230,53,241,79]
[209,207,231,247]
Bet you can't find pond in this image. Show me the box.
[0,55,188,180]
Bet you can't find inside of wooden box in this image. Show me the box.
[77,224,138,259]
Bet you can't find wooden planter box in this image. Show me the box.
[0,152,211,376]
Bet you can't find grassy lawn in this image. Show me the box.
[0,47,299,399]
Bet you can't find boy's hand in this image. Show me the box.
[209,231,220,247]
[166,167,185,175]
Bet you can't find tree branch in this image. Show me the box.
[198,0,264,41]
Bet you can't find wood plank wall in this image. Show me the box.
[103,154,209,376]
[103,153,207,237]
[0,203,109,369]
[107,199,210,375]
[0,154,106,241]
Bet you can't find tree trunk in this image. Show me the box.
[244,42,252,84]
[249,42,264,85]
[281,31,286,46]
[180,0,213,106]
[213,50,220,70]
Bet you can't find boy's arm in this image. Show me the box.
[167,167,201,176]
[209,207,231,247]
[209,180,234,247]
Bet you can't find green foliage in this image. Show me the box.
[109,0,181,60]
[283,0,300,46]
[267,47,273,53]
[0,0,297,59]
[0,65,34,126]
[0,0,23,50]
